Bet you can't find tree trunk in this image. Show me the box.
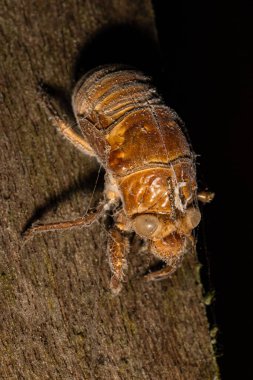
[0,1,219,379]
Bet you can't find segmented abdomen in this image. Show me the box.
[73,66,197,216]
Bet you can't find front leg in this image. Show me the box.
[131,238,177,282]
[107,227,129,295]
[144,264,177,282]
[143,238,190,282]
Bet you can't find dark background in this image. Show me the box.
[153,0,252,379]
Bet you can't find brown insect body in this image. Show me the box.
[25,65,212,294]
[73,66,200,274]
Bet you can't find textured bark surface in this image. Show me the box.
[0,1,219,379]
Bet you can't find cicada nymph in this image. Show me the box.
[24,65,213,294]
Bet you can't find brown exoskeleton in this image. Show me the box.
[24,65,214,294]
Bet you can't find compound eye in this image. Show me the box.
[184,208,201,230]
[133,214,159,238]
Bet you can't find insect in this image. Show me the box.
[24,65,214,294]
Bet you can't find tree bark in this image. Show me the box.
[0,1,219,379]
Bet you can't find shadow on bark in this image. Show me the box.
[74,24,161,81]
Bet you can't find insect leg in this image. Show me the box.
[38,87,95,156]
[144,236,194,282]
[107,227,129,295]
[143,264,177,282]
[197,190,215,203]
[23,202,105,242]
